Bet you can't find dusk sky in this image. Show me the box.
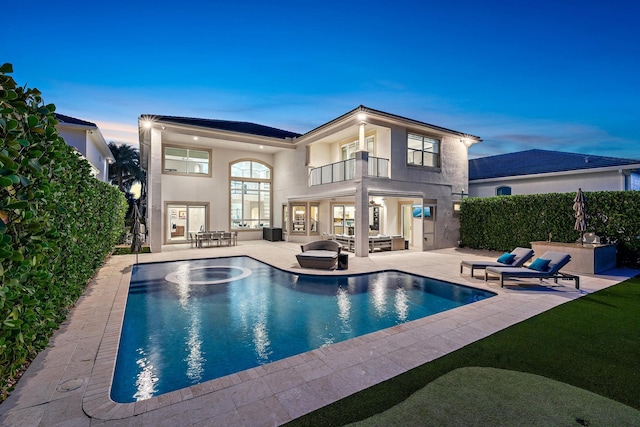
[5,0,639,159]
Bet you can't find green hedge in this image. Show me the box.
[0,63,127,400]
[459,191,640,266]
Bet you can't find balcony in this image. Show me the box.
[309,156,389,186]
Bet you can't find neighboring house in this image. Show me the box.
[55,113,114,182]
[469,149,640,197]
[139,105,481,255]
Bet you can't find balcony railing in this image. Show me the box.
[368,156,389,178]
[309,156,389,186]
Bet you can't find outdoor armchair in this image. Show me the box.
[296,240,341,269]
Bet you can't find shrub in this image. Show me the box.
[0,63,127,400]
[460,191,640,267]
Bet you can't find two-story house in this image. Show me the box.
[139,105,481,255]
[55,113,114,182]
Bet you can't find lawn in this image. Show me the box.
[286,276,640,426]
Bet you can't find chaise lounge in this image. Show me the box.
[484,251,579,289]
[460,247,535,277]
[296,240,341,269]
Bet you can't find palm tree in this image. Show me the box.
[108,142,146,219]
[108,142,141,193]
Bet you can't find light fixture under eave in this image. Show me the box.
[193,136,198,141]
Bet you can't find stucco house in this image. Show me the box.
[468,149,640,197]
[55,113,114,182]
[139,105,481,255]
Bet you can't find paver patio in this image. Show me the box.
[0,241,636,426]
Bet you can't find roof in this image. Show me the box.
[299,105,482,142]
[55,113,97,127]
[469,149,640,180]
[149,115,301,139]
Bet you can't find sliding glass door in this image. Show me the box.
[166,203,207,243]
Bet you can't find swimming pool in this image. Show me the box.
[111,256,495,403]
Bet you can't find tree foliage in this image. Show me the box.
[0,63,127,400]
[107,141,143,193]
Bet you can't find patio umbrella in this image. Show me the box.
[573,188,587,245]
[130,203,143,263]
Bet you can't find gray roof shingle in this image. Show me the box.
[153,116,301,139]
[469,149,640,180]
[55,113,97,127]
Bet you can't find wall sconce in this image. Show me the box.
[452,189,467,198]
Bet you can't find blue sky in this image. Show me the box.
[4,0,639,159]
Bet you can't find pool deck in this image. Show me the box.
[1,241,637,426]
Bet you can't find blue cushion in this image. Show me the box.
[528,258,551,271]
[497,253,516,264]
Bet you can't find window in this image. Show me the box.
[310,204,319,234]
[163,146,211,175]
[282,205,288,233]
[292,204,306,233]
[496,186,512,196]
[230,160,271,230]
[341,136,375,160]
[407,133,439,167]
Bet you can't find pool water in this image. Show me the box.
[111,256,494,403]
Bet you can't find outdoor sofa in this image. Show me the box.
[484,251,579,289]
[460,247,534,277]
[296,240,341,269]
[334,234,395,252]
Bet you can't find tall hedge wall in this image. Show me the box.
[459,191,640,266]
[0,63,127,399]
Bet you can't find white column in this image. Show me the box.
[358,121,366,151]
[149,127,163,253]
[354,151,369,257]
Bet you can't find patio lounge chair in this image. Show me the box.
[460,247,534,277]
[484,251,579,289]
[296,240,341,269]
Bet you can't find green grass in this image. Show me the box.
[112,246,151,255]
[286,276,640,426]
[347,368,640,427]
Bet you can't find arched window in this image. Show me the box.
[496,186,512,196]
[230,160,272,230]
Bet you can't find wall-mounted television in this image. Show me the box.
[412,205,431,218]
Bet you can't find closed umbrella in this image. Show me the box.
[130,203,143,263]
[573,188,587,245]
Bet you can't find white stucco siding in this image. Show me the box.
[469,169,629,197]
[59,128,86,153]
[273,146,311,225]
[161,146,275,239]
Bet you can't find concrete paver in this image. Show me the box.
[0,241,636,426]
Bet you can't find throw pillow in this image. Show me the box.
[497,253,516,264]
[528,258,551,271]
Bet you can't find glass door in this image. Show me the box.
[332,205,344,235]
[401,204,412,246]
[166,203,207,243]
